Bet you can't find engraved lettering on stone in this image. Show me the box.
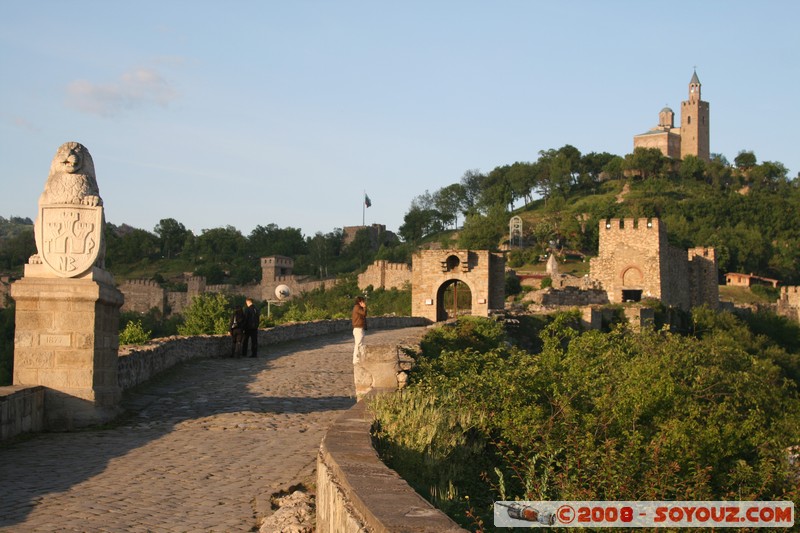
[40,334,71,347]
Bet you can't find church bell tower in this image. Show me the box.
[680,70,710,161]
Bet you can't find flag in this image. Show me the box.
[364,193,372,208]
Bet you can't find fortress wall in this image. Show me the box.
[780,286,800,307]
[591,218,665,303]
[117,316,428,391]
[357,260,411,290]
[119,280,166,314]
[166,292,189,315]
[778,286,800,322]
[261,277,331,301]
[688,247,719,308]
[661,244,690,308]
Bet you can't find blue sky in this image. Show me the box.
[1,1,798,238]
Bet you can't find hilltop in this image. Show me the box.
[1,146,798,289]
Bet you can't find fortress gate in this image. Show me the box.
[411,249,505,322]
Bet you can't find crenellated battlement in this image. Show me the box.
[591,217,718,310]
[358,259,412,291]
[120,279,162,288]
[261,256,293,268]
[688,247,715,261]
[601,218,662,232]
[365,260,410,272]
[780,286,800,307]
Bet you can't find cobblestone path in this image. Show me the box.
[0,327,425,532]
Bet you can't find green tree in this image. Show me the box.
[478,165,515,211]
[248,224,308,258]
[306,231,338,278]
[505,162,538,206]
[734,150,757,170]
[581,151,616,184]
[624,147,669,179]
[679,155,706,181]
[194,226,247,262]
[104,225,159,265]
[399,206,443,243]
[433,183,467,229]
[153,218,189,259]
[119,319,152,345]
[457,204,507,250]
[459,169,485,214]
[177,293,232,335]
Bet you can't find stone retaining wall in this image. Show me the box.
[1,316,429,440]
[0,385,45,441]
[317,399,467,533]
[118,316,429,391]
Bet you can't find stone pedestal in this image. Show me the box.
[11,267,123,430]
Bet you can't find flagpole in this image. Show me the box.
[362,190,365,226]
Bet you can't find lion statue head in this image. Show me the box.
[38,142,102,207]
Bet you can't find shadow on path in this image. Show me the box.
[0,328,383,530]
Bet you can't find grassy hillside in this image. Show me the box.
[507,175,800,284]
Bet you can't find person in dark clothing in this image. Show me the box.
[229,306,245,357]
[242,298,260,357]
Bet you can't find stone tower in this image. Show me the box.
[680,70,710,161]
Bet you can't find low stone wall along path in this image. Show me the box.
[0,327,425,532]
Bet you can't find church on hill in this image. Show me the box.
[633,70,710,161]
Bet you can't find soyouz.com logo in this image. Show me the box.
[494,501,794,528]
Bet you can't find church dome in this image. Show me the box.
[660,106,674,114]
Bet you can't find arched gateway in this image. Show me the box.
[411,249,505,322]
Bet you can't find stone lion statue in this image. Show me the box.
[31,142,105,267]
[38,142,102,206]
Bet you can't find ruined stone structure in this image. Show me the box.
[357,260,411,291]
[11,142,123,429]
[777,286,800,323]
[589,218,718,310]
[634,70,710,161]
[118,256,334,316]
[411,249,505,322]
[259,255,329,303]
[342,223,397,249]
[119,279,165,314]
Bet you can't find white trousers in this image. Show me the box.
[352,327,364,364]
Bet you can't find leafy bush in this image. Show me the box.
[750,283,780,301]
[372,313,800,529]
[268,275,411,324]
[119,320,151,345]
[177,293,231,335]
[504,273,521,297]
[417,316,506,360]
[120,308,182,339]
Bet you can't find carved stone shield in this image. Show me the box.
[37,205,104,277]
